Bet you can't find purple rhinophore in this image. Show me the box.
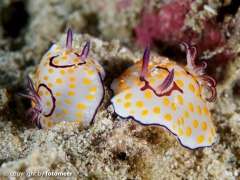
[78,42,90,62]
[156,69,174,95]
[66,28,72,52]
[140,45,150,81]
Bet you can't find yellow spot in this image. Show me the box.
[189,84,195,92]
[189,102,194,112]
[56,78,62,84]
[62,109,68,114]
[177,95,183,105]
[74,66,79,69]
[174,71,180,76]
[76,113,82,117]
[136,101,143,108]
[65,51,70,55]
[48,83,53,87]
[173,125,176,130]
[60,70,65,75]
[91,60,95,64]
[157,74,163,78]
[181,71,188,77]
[76,120,83,125]
[69,84,76,89]
[44,76,48,80]
[123,70,131,77]
[149,79,155,83]
[125,93,132,100]
[153,107,160,114]
[88,71,94,75]
[136,59,143,65]
[179,128,184,136]
[142,110,148,116]
[191,76,197,84]
[119,82,126,87]
[202,122,207,131]
[193,120,198,128]
[137,82,144,86]
[117,99,121,103]
[197,135,204,144]
[178,117,184,126]
[163,98,169,105]
[61,56,67,60]
[44,62,48,67]
[41,58,44,62]
[211,128,214,136]
[77,104,85,110]
[54,60,59,64]
[129,110,134,114]
[118,77,124,82]
[203,107,208,115]
[49,117,52,120]
[76,51,80,54]
[135,66,141,70]
[43,127,47,130]
[56,92,61,96]
[38,80,41,85]
[121,87,131,92]
[124,102,131,108]
[176,80,184,87]
[133,77,139,83]
[160,65,167,68]
[162,70,168,75]
[68,69,74,74]
[31,100,35,107]
[208,137,212,143]
[197,106,202,115]
[165,114,172,121]
[70,77,75,82]
[57,101,61,105]
[55,47,61,50]
[46,102,51,106]
[45,91,49,95]
[53,122,56,125]
[83,79,91,85]
[74,58,79,62]
[56,114,61,119]
[96,68,100,72]
[65,100,71,104]
[48,122,52,127]
[184,111,189,118]
[90,87,97,92]
[43,119,46,124]
[144,91,152,99]
[196,89,201,96]
[186,127,191,137]
[68,92,75,96]
[147,73,152,78]
[49,69,53,73]
[47,52,51,56]
[167,62,175,66]
[171,103,176,110]
[39,91,43,96]
[97,65,101,69]
[148,65,153,69]
[87,95,94,100]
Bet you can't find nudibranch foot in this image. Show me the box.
[110,44,217,149]
[18,28,106,130]
[179,41,217,102]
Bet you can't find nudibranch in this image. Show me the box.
[110,42,217,149]
[17,28,106,130]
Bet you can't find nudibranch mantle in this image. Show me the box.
[110,43,216,149]
[18,29,106,130]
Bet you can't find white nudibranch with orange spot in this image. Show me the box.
[17,29,106,130]
[110,42,217,149]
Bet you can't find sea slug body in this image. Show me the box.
[110,42,217,149]
[18,29,106,130]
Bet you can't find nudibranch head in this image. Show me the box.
[110,42,217,149]
[17,28,106,130]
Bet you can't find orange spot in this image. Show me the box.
[119,82,126,87]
